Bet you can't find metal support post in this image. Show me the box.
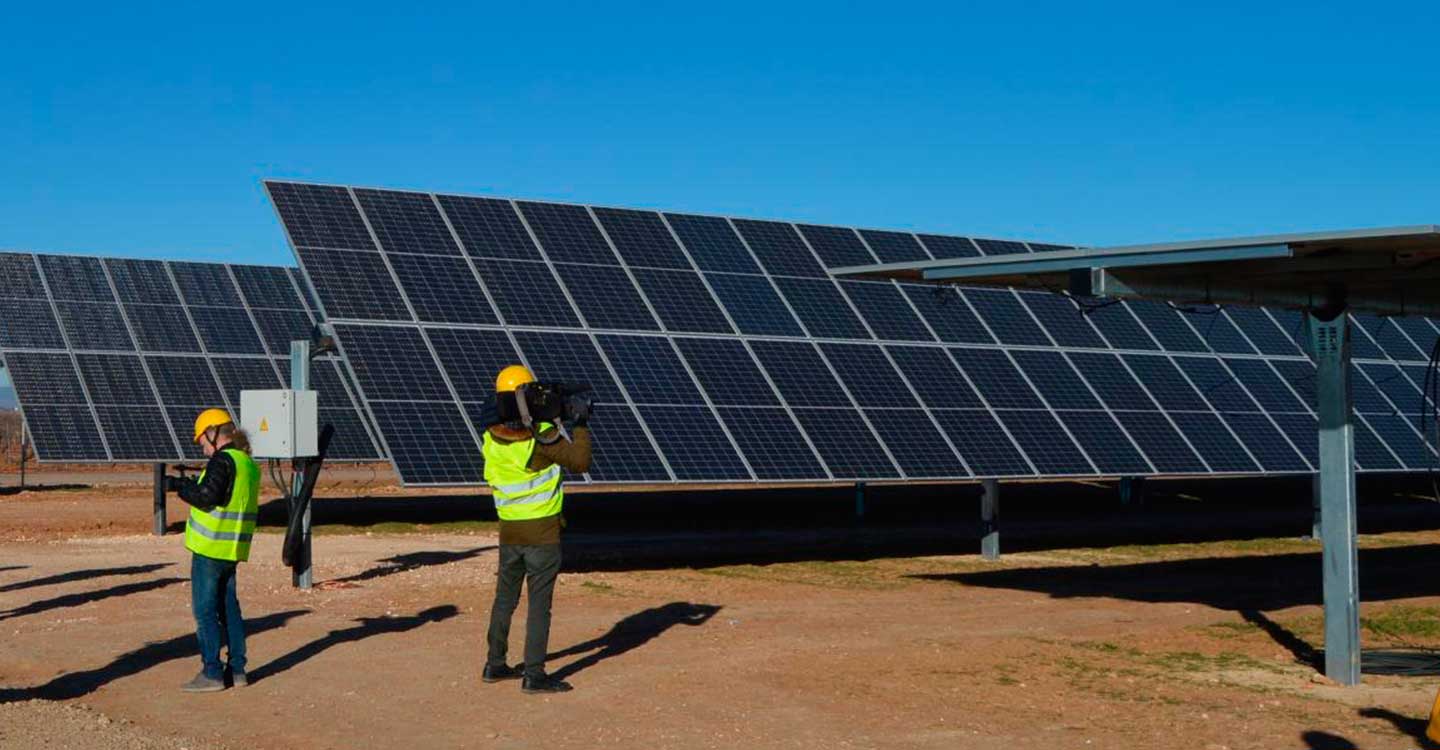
[1309,311,1360,685]
[854,481,866,520]
[981,479,1000,560]
[1119,476,1146,507]
[290,340,313,590]
[18,420,27,489]
[152,463,167,536]
[1310,473,1322,540]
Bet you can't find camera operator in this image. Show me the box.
[480,364,592,694]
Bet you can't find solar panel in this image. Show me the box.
[267,181,1439,485]
[1,250,384,463]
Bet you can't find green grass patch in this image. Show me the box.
[1361,605,1440,641]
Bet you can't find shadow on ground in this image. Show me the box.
[0,610,309,702]
[1357,707,1440,748]
[329,547,496,585]
[0,577,186,622]
[249,605,458,683]
[0,483,90,496]
[549,602,722,680]
[0,563,173,594]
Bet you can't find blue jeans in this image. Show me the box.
[191,553,246,680]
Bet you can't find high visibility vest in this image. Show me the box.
[184,448,260,562]
[482,423,564,522]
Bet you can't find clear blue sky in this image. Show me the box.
[3,2,1438,266]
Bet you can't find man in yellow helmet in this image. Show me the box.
[162,408,261,693]
[481,364,592,694]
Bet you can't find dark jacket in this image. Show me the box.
[176,451,237,512]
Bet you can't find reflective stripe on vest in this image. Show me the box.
[185,448,261,562]
[482,424,564,521]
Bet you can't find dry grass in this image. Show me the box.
[0,411,32,470]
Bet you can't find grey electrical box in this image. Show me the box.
[240,389,318,459]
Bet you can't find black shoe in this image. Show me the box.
[482,663,522,683]
[521,673,573,694]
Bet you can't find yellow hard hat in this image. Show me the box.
[495,364,535,393]
[193,408,233,443]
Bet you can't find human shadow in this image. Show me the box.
[0,563,172,593]
[0,577,186,622]
[1239,609,1320,669]
[0,565,28,575]
[249,604,459,683]
[1300,730,1358,749]
[0,609,308,702]
[329,547,496,585]
[548,602,722,680]
[1357,707,1440,749]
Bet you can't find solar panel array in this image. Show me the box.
[0,251,384,462]
[266,181,1440,486]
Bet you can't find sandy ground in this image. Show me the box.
[4,479,1440,749]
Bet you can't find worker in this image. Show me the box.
[164,409,261,693]
[481,365,592,694]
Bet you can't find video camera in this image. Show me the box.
[494,381,593,444]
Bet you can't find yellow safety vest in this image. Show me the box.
[482,423,564,522]
[184,448,260,562]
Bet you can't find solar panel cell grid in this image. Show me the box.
[425,328,521,403]
[597,335,702,405]
[593,208,694,269]
[106,259,183,305]
[386,253,499,325]
[703,273,805,337]
[1121,354,1210,412]
[295,248,412,321]
[635,405,750,481]
[435,195,543,261]
[125,305,203,353]
[900,285,994,344]
[748,340,852,408]
[796,225,875,268]
[471,259,581,328]
[1017,292,1107,349]
[1182,307,1257,355]
[961,288,1051,346]
[581,404,672,482]
[732,219,827,278]
[333,325,451,402]
[1082,303,1159,351]
[863,409,967,477]
[950,348,1043,409]
[1169,411,1258,473]
[1113,411,1208,473]
[56,302,135,351]
[1010,349,1101,410]
[663,214,761,274]
[631,269,734,334]
[974,239,1029,256]
[20,405,108,460]
[718,407,827,480]
[773,278,872,340]
[267,182,377,250]
[1065,352,1156,410]
[791,408,898,478]
[818,343,918,408]
[914,234,979,260]
[884,345,984,409]
[1220,412,1310,472]
[39,255,114,302]
[930,409,1032,476]
[0,300,66,349]
[994,410,1093,475]
[838,281,934,342]
[353,189,461,256]
[232,265,305,309]
[552,264,660,331]
[517,202,619,265]
[1223,308,1302,356]
[857,230,930,264]
[1055,410,1152,474]
[1126,300,1208,352]
[0,252,47,297]
[188,307,266,354]
[672,338,778,407]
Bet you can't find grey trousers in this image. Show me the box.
[485,544,561,677]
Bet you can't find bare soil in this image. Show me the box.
[3,475,1440,749]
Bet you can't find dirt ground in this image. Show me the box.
[4,475,1440,749]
